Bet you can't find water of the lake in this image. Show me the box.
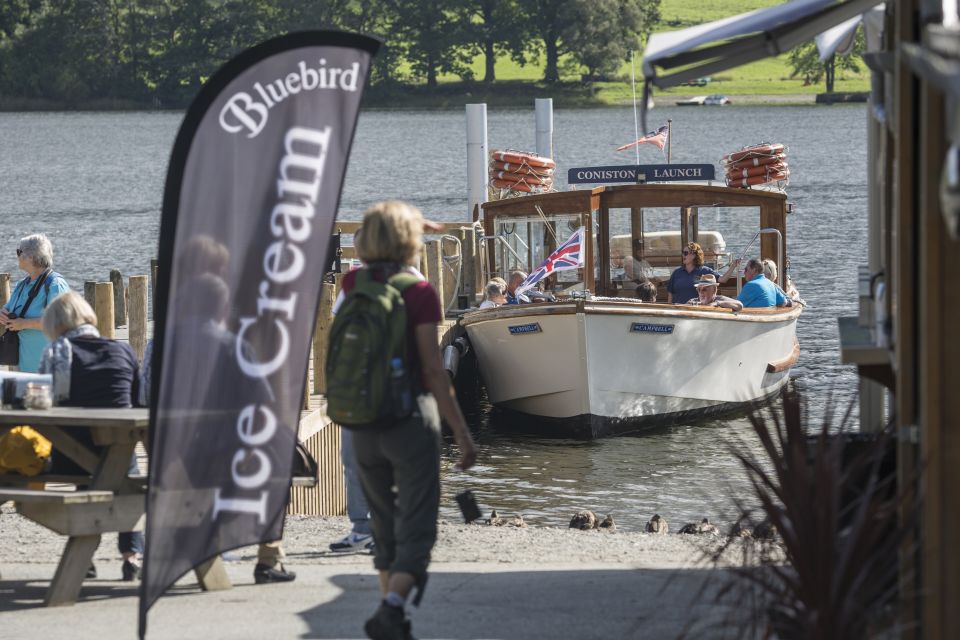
[0,105,866,531]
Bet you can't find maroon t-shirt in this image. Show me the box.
[342,268,442,389]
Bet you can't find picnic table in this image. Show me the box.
[0,407,231,606]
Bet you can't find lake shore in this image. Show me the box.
[1,508,766,638]
[1,91,833,112]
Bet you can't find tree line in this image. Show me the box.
[0,0,661,106]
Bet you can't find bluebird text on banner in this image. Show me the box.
[219,59,360,138]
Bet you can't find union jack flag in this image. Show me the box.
[617,124,669,152]
[516,226,585,297]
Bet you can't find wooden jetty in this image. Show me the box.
[0,220,478,517]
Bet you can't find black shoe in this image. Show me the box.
[364,602,411,640]
[253,563,296,584]
[85,564,97,579]
[122,559,142,582]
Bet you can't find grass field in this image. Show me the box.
[424,0,870,103]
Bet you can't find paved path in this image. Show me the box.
[0,557,737,639]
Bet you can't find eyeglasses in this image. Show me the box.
[681,250,691,256]
[15,249,22,257]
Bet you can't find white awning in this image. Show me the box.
[642,0,881,89]
[815,4,882,61]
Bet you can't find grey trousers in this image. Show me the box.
[352,394,441,583]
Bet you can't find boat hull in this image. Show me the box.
[462,300,801,438]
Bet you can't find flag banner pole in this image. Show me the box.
[139,30,379,639]
[667,119,673,163]
[515,226,586,298]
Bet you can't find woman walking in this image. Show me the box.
[335,201,477,640]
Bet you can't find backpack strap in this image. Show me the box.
[387,271,421,293]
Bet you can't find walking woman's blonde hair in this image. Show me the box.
[42,291,96,340]
[354,200,426,265]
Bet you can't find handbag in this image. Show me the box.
[0,270,51,367]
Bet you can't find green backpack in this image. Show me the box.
[325,268,420,428]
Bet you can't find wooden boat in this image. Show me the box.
[461,183,801,438]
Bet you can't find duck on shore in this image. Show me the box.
[677,517,719,536]
[645,514,669,534]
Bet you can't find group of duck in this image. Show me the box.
[476,509,778,540]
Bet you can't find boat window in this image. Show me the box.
[492,214,586,294]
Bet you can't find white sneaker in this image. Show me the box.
[329,532,373,551]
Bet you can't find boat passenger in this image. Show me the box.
[762,258,796,306]
[479,280,507,309]
[506,270,528,304]
[636,280,658,303]
[666,242,738,304]
[738,258,788,308]
[685,274,743,310]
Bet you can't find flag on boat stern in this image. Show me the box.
[617,124,669,151]
[139,31,379,639]
[516,226,586,297]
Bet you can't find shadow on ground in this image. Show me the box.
[296,567,744,640]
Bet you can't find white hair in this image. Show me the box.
[18,234,54,269]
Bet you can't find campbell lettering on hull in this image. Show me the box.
[568,163,716,185]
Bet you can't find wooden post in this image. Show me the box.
[128,276,149,363]
[150,259,159,311]
[425,240,444,314]
[313,282,336,395]
[94,282,115,339]
[0,273,10,308]
[109,269,126,328]
[84,281,97,309]
[459,228,477,306]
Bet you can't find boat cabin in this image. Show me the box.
[480,183,789,302]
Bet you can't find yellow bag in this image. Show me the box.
[0,426,52,476]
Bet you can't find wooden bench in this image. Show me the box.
[0,488,114,505]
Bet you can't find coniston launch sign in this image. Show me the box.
[140,32,378,637]
[568,163,716,184]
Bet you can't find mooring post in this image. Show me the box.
[535,98,554,160]
[84,281,97,309]
[94,282,115,339]
[466,103,489,220]
[128,275,149,363]
[458,227,477,307]
[0,273,10,308]
[313,281,336,396]
[110,269,126,328]
[150,259,159,310]
[425,240,444,314]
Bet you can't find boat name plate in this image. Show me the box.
[508,323,543,335]
[630,322,675,334]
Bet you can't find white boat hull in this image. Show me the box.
[462,300,801,437]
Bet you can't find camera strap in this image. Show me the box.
[14,269,51,321]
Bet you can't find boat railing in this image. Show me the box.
[734,227,783,293]
[481,232,529,281]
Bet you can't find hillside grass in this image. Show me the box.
[424,0,869,103]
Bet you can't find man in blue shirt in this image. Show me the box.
[738,258,788,308]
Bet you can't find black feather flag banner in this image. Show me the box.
[139,31,379,637]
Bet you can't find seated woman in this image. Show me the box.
[38,292,143,581]
[762,258,796,307]
[478,280,507,309]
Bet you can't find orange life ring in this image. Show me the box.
[491,150,556,169]
[490,161,555,177]
[722,153,786,170]
[491,178,551,193]
[725,162,788,179]
[723,143,786,164]
[489,170,552,186]
[726,169,789,188]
